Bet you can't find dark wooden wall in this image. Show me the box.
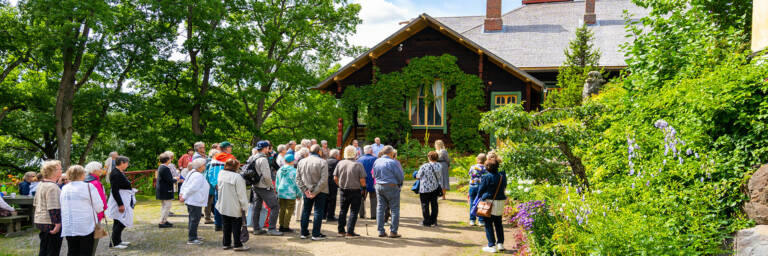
[337,26,534,147]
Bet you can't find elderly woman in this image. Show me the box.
[85,162,108,256]
[275,144,287,167]
[180,158,209,245]
[106,156,135,249]
[477,158,507,253]
[434,140,451,200]
[216,159,249,251]
[276,154,300,233]
[60,165,104,256]
[334,146,367,237]
[34,160,63,256]
[156,153,176,228]
[415,151,443,227]
[19,171,36,196]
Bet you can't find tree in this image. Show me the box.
[481,103,603,188]
[543,25,601,108]
[18,0,178,168]
[219,0,361,146]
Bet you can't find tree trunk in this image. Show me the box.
[558,141,590,189]
[55,70,76,169]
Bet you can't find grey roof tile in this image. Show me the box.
[435,0,649,68]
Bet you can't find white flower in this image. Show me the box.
[523,187,530,192]
[517,185,524,190]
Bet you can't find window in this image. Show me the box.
[408,80,445,128]
[490,91,522,110]
[494,94,518,106]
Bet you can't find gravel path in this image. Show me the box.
[0,182,519,256]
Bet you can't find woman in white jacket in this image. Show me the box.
[180,158,209,245]
[215,159,250,251]
[60,165,104,256]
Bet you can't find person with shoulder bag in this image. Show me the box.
[415,151,443,227]
[475,158,507,253]
[60,165,106,256]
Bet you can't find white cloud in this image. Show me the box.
[348,0,415,48]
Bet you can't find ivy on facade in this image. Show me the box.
[341,54,485,152]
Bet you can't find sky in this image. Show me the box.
[346,0,522,63]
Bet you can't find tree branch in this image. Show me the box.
[0,50,29,84]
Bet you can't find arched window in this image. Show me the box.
[408,80,445,128]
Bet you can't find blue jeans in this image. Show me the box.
[468,185,479,221]
[480,215,504,247]
[213,192,222,228]
[300,192,327,237]
[375,184,401,234]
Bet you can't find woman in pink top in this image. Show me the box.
[84,162,107,220]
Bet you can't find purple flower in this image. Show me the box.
[679,157,684,165]
[654,119,668,129]
[646,181,650,186]
[700,177,704,183]
[631,183,635,189]
[686,149,693,156]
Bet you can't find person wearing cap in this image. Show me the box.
[206,141,236,231]
[275,154,300,233]
[248,140,283,236]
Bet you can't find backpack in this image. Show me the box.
[241,156,264,186]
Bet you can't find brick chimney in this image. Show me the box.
[584,0,597,25]
[484,0,502,32]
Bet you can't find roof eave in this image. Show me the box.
[314,13,545,91]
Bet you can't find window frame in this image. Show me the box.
[490,91,523,110]
[408,80,446,130]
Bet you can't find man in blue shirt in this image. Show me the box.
[371,138,384,157]
[372,145,404,238]
[357,145,377,219]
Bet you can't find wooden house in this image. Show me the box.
[316,0,647,148]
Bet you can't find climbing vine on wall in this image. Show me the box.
[341,54,485,152]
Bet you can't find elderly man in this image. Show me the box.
[373,146,404,238]
[371,138,384,157]
[192,142,206,160]
[311,139,318,146]
[286,141,297,155]
[296,145,329,240]
[357,145,377,219]
[325,149,340,221]
[249,141,283,236]
[320,140,330,160]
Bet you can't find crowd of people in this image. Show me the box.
[1,136,510,254]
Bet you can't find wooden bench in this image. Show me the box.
[0,215,29,236]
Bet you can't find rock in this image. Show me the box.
[746,165,768,224]
[582,71,604,100]
[735,225,768,256]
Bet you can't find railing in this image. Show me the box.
[124,170,156,194]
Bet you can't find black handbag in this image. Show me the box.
[240,210,249,243]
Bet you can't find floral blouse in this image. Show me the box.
[468,164,486,186]
[415,162,443,193]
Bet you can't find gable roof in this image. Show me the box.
[315,13,544,91]
[435,0,648,69]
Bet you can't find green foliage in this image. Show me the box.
[341,54,485,152]
[484,1,763,254]
[543,25,601,109]
[0,0,359,173]
[481,102,603,187]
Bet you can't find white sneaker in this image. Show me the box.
[112,244,128,249]
[187,239,203,245]
[311,236,326,241]
[482,246,497,253]
[496,243,505,251]
[469,220,475,226]
[119,242,131,246]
